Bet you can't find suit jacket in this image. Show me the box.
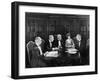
[55,40,64,48]
[28,43,46,67]
[45,40,56,51]
[73,38,86,53]
[40,39,45,53]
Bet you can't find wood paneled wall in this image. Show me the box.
[25,13,89,43]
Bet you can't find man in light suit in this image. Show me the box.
[29,37,46,67]
[55,34,64,49]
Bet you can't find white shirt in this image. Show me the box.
[78,39,81,47]
[79,41,81,47]
[36,43,43,55]
[49,40,52,48]
[38,46,43,55]
[58,40,61,47]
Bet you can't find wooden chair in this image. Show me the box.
[26,41,35,67]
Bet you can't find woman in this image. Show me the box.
[65,33,75,49]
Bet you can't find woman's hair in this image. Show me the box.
[66,33,71,38]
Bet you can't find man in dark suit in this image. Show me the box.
[73,34,86,64]
[45,35,56,51]
[28,37,46,67]
[53,34,66,66]
[74,34,86,51]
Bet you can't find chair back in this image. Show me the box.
[26,41,35,64]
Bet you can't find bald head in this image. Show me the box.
[76,34,81,41]
[35,37,42,45]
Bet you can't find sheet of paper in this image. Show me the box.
[44,51,58,57]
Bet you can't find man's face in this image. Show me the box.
[76,34,81,41]
[57,35,62,40]
[35,38,42,45]
[49,35,54,42]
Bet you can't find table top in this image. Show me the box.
[44,51,80,60]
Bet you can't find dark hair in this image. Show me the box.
[66,33,71,38]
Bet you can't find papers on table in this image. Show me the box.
[65,48,78,54]
[44,51,59,57]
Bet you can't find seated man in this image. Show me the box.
[45,35,56,51]
[73,34,86,51]
[29,37,47,67]
[55,34,64,49]
[73,34,86,64]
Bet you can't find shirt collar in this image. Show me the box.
[49,40,52,42]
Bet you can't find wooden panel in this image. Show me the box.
[25,13,89,43]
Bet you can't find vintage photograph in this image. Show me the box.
[11,2,97,79]
[25,12,90,68]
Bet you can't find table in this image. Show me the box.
[43,49,82,67]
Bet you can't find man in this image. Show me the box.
[55,34,64,48]
[73,34,86,64]
[74,34,86,51]
[45,35,56,51]
[29,37,46,67]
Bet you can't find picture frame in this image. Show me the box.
[11,1,98,79]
